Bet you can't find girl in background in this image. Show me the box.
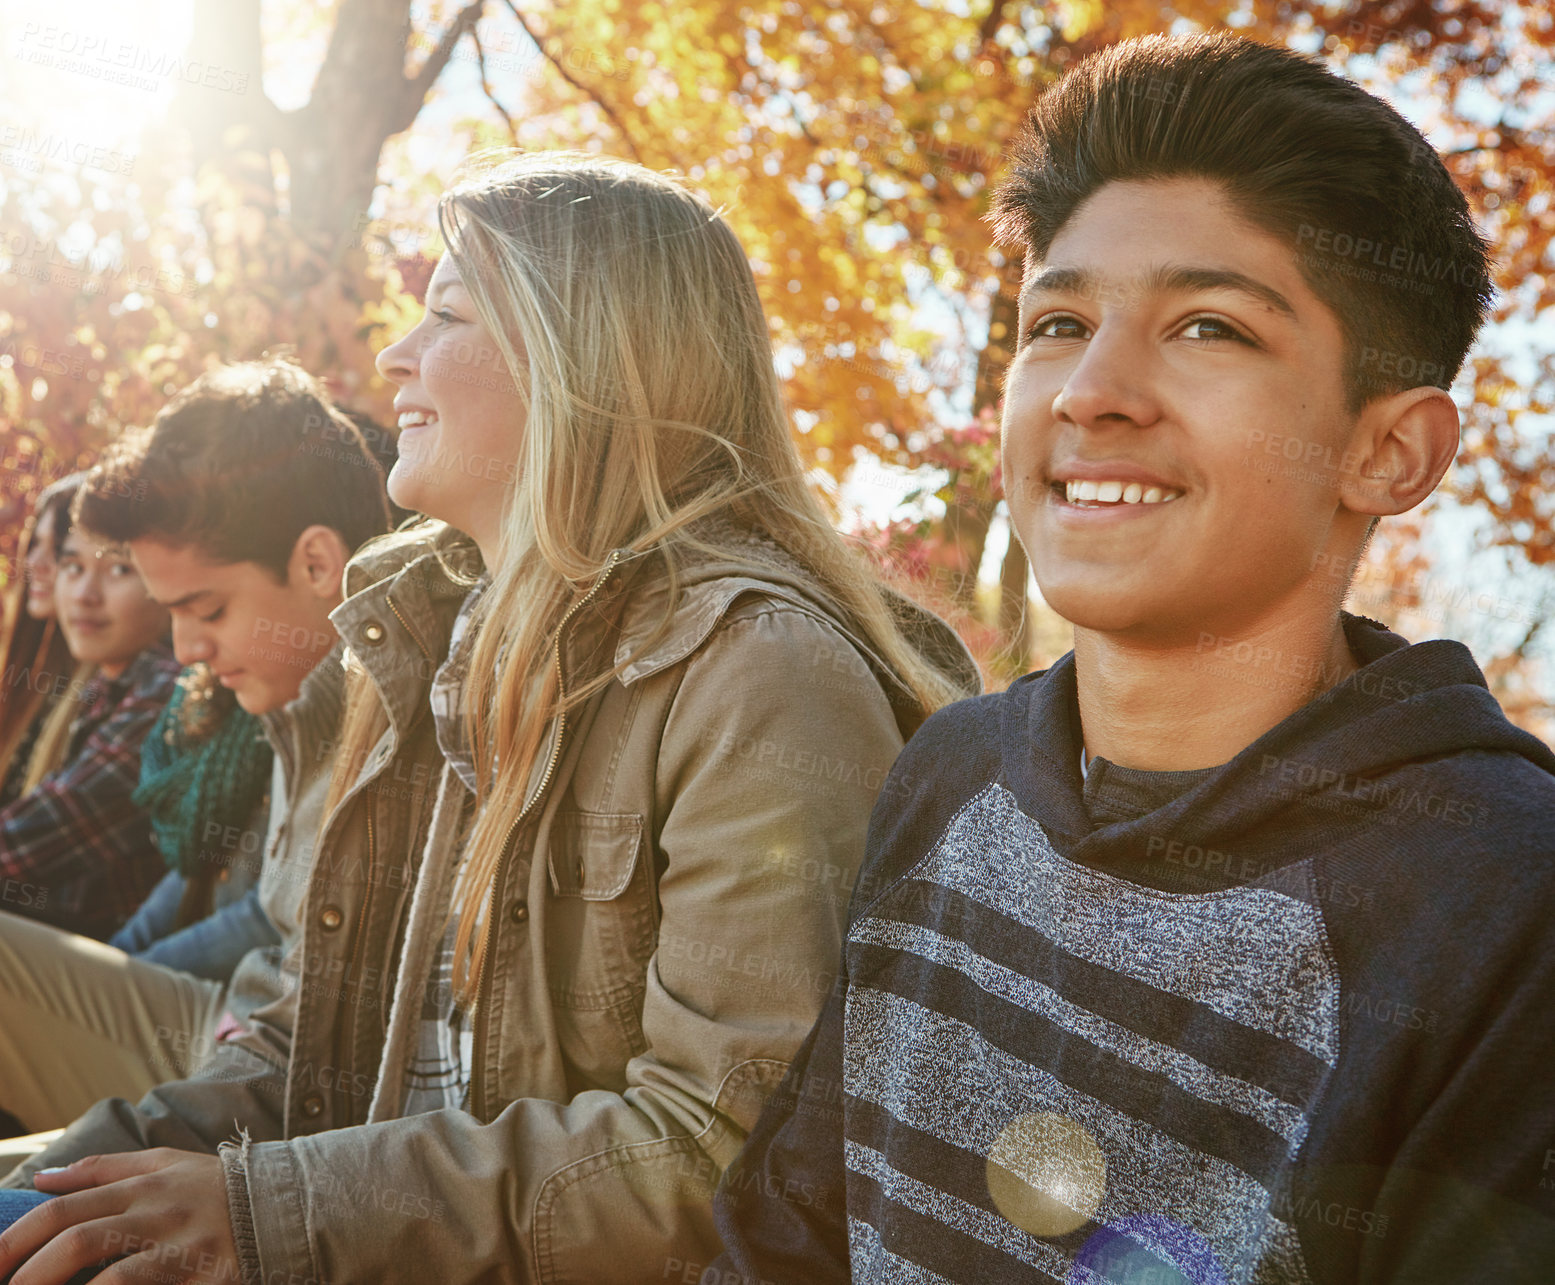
[0,475,91,807]
[0,510,178,940]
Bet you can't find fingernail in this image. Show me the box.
[36,1166,67,1174]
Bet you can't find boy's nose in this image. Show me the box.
[1051,330,1161,431]
[171,618,215,667]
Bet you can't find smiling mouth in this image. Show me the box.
[397,411,439,430]
[1054,479,1184,507]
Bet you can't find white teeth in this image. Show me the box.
[1062,479,1183,505]
[397,411,438,429]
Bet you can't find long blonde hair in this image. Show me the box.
[341,153,963,1003]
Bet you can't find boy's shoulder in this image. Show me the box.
[1277,722,1555,1015]
[854,679,1040,920]
[1371,744,1555,898]
[887,681,1022,797]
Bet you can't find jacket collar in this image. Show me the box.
[329,519,978,739]
[258,641,347,785]
[597,529,979,733]
[329,524,480,741]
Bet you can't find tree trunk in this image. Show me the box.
[169,0,273,163]
[997,527,1030,675]
[173,0,486,258]
[961,259,1025,641]
[941,493,994,613]
[974,261,1022,413]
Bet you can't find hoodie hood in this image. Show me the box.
[1001,613,1555,887]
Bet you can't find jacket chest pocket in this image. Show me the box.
[544,811,656,1020]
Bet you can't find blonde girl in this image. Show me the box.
[0,154,975,1285]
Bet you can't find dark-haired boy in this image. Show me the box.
[715,32,1555,1284]
[0,356,392,1155]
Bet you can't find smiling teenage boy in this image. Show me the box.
[0,356,391,1155]
[714,33,1555,1285]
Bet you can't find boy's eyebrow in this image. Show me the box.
[1023,263,1297,318]
[153,588,218,609]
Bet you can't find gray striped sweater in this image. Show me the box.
[713,615,1555,1284]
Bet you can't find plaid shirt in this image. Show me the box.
[404,580,485,1116]
[0,640,180,940]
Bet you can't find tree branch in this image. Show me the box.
[472,27,521,146]
[495,0,646,163]
[977,0,1011,48]
[393,0,489,135]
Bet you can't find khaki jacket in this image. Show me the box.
[11,521,976,1284]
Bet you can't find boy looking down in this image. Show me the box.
[714,32,1555,1284]
[0,356,392,1153]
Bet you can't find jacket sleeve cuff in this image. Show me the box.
[218,1132,263,1285]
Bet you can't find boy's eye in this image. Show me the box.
[1025,313,1090,343]
[199,607,226,624]
[1179,315,1251,343]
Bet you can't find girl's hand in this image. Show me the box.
[0,1149,238,1285]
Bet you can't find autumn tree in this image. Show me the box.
[0,0,1548,724]
[465,0,1549,712]
[0,0,485,559]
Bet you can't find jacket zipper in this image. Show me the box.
[468,550,625,1116]
[386,593,434,666]
[337,589,433,1118]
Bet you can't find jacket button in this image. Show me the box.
[300,1093,324,1118]
[362,622,385,644]
[509,901,528,924]
[320,906,343,931]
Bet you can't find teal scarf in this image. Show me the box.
[132,666,274,877]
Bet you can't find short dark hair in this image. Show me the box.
[989,33,1495,410]
[77,357,392,579]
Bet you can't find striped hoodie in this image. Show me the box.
[713,614,1555,1284]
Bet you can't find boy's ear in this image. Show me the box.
[287,525,351,599]
[1337,386,1460,518]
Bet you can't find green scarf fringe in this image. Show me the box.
[132,665,274,878]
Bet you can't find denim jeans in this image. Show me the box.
[0,1188,108,1282]
[109,871,280,982]
[0,1186,49,1233]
